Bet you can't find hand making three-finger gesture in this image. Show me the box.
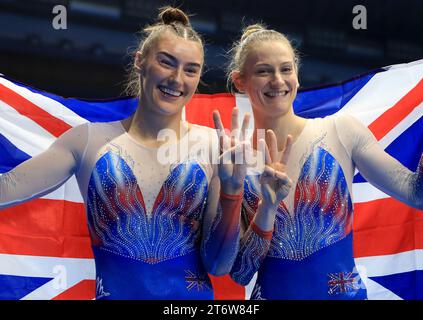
[213,107,251,195]
[258,130,293,209]
[212,107,293,205]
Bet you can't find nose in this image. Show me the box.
[168,66,183,86]
[270,71,284,87]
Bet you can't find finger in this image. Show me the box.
[231,107,239,132]
[266,130,278,163]
[261,184,277,205]
[263,165,276,178]
[259,139,272,166]
[280,135,293,166]
[243,139,255,166]
[219,141,242,165]
[213,110,225,133]
[240,113,251,141]
[230,108,240,147]
[259,170,274,185]
[213,110,227,152]
[221,134,231,154]
[275,171,291,185]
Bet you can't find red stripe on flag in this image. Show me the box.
[186,93,236,129]
[0,83,72,137]
[368,79,423,141]
[0,199,93,258]
[353,197,423,258]
[188,94,246,299]
[52,280,95,300]
[209,274,245,300]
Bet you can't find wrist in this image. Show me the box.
[221,181,243,196]
[250,220,273,240]
[258,199,279,212]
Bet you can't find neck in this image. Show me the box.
[122,102,186,146]
[252,107,306,150]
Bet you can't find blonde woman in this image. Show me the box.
[0,7,250,299]
[227,23,423,299]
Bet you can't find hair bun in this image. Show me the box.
[241,24,267,42]
[159,7,190,26]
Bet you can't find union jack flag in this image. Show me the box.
[0,59,422,300]
[328,271,361,295]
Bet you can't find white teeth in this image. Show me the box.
[159,86,183,97]
[265,91,289,97]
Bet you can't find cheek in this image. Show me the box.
[289,74,299,87]
[186,77,200,92]
[245,78,264,95]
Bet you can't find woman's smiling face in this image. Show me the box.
[234,40,299,117]
[136,30,203,116]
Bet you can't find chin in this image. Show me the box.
[156,101,184,116]
[256,102,291,117]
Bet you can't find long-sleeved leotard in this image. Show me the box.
[230,114,423,300]
[0,120,242,299]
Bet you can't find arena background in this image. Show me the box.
[0,0,422,98]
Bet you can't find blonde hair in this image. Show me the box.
[124,7,203,97]
[227,23,300,92]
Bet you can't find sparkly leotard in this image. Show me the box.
[230,114,423,300]
[0,120,232,299]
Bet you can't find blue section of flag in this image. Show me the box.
[0,275,53,300]
[55,98,137,122]
[295,72,377,118]
[5,77,138,122]
[0,134,31,173]
[370,270,423,300]
[353,116,423,183]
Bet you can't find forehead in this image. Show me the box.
[151,31,203,63]
[245,40,294,65]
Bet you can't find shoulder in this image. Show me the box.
[86,120,124,130]
[312,113,358,126]
[189,123,216,135]
[60,120,125,151]
[329,113,377,153]
[311,113,367,136]
[188,124,218,143]
[331,113,364,128]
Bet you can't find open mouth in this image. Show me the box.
[158,85,183,97]
[264,90,289,97]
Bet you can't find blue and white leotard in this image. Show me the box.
[0,120,230,299]
[230,114,423,300]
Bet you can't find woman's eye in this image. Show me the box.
[186,68,198,74]
[256,69,268,74]
[282,67,292,73]
[160,59,172,66]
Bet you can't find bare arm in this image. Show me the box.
[0,123,88,209]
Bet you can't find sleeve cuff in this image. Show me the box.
[220,190,243,200]
[250,221,273,240]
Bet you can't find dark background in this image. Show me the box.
[0,0,422,98]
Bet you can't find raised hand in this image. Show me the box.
[258,130,293,208]
[213,107,251,195]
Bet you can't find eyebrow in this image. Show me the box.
[157,51,202,69]
[255,62,293,68]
